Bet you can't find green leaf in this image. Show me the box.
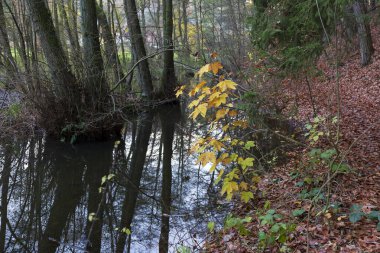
[304,177,313,185]
[121,228,131,235]
[320,149,336,160]
[367,211,380,220]
[101,175,107,185]
[278,234,287,243]
[207,221,215,232]
[333,163,351,173]
[349,204,364,223]
[241,191,254,203]
[177,246,191,253]
[264,200,271,210]
[107,174,115,180]
[292,209,305,217]
[258,231,266,241]
[242,217,252,223]
[271,224,280,233]
[88,213,97,222]
[309,148,322,157]
[244,141,255,150]
[238,157,254,170]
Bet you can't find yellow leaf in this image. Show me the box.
[209,61,223,75]
[194,81,207,93]
[215,169,225,184]
[188,99,199,109]
[197,103,208,117]
[202,87,211,95]
[175,85,186,98]
[239,181,248,191]
[208,93,228,107]
[198,152,216,167]
[209,162,217,173]
[208,91,221,102]
[211,52,218,59]
[232,120,248,129]
[188,94,206,109]
[216,80,237,92]
[215,108,228,120]
[222,157,232,165]
[190,103,208,120]
[197,64,210,77]
[231,139,239,146]
[252,175,261,184]
[229,110,238,117]
[221,181,239,199]
[210,139,224,151]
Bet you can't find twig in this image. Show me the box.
[109,48,179,93]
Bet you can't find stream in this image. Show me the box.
[0,105,227,253]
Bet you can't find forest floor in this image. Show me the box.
[206,27,380,252]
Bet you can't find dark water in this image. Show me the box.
[0,105,226,253]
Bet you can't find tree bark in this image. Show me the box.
[26,0,79,103]
[59,0,80,66]
[81,0,108,109]
[0,143,12,252]
[182,0,189,55]
[158,105,179,253]
[96,3,124,83]
[0,0,17,82]
[160,0,176,98]
[353,0,374,66]
[116,112,153,253]
[124,0,153,99]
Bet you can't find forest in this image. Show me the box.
[0,0,379,252]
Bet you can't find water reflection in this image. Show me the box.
[0,106,225,253]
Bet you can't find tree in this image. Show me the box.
[96,2,124,84]
[26,0,80,133]
[124,0,154,99]
[159,0,176,98]
[353,0,374,66]
[81,0,108,109]
[0,143,12,252]
[0,0,17,85]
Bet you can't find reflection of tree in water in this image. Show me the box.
[0,106,226,253]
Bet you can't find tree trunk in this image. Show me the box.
[353,0,374,66]
[116,112,153,253]
[0,0,17,83]
[369,0,376,10]
[182,0,189,55]
[38,140,85,253]
[96,3,124,83]
[160,0,176,98]
[82,142,113,253]
[0,143,12,252]
[25,0,79,103]
[124,0,153,99]
[158,105,179,253]
[81,0,108,109]
[59,0,80,71]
